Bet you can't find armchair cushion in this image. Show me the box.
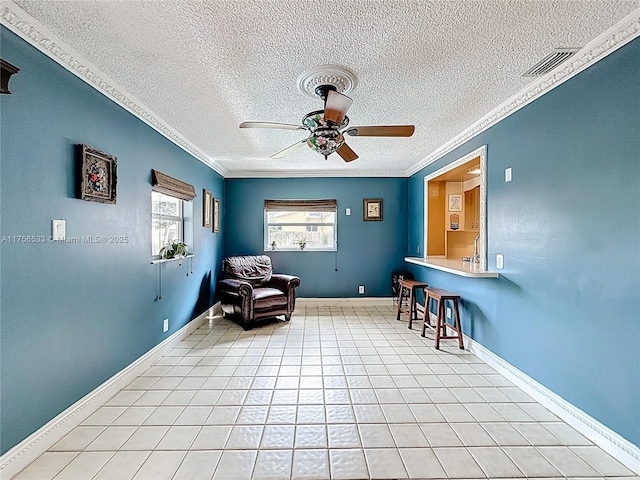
[223,255,272,285]
[253,288,287,309]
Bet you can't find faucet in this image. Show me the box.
[472,235,480,263]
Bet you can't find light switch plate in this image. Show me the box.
[346,208,351,216]
[505,168,512,182]
[496,254,504,269]
[52,219,65,241]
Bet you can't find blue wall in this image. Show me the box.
[0,28,224,454]
[225,178,408,298]
[408,38,640,446]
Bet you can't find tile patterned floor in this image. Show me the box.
[13,304,638,479]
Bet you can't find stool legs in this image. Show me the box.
[395,287,405,321]
[397,282,427,329]
[452,299,464,349]
[421,293,432,337]
[434,298,464,350]
[434,298,445,349]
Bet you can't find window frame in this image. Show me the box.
[151,191,185,258]
[423,145,487,269]
[264,199,337,252]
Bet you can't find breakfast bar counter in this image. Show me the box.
[405,256,499,278]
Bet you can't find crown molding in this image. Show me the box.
[224,168,408,178]
[3,1,638,180]
[405,7,640,177]
[0,1,228,178]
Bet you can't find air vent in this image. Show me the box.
[523,48,580,77]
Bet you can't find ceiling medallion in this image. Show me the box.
[297,65,357,99]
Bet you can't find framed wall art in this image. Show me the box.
[76,144,117,204]
[203,189,212,227]
[363,198,383,221]
[448,194,462,212]
[212,198,220,233]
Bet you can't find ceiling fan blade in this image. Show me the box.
[323,90,353,124]
[240,121,305,130]
[270,139,307,159]
[345,125,415,137]
[336,143,358,162]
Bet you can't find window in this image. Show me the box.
[152,191,184,256]
[264,199,337,251]
[150,170,196,257]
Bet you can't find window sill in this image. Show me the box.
[150,254,195,265]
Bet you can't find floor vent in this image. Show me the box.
[523,48,580,76]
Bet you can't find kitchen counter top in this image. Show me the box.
[405,256,499,278]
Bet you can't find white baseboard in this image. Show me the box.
[0,303,221,480]
[297,297,395,307]
[465,336,640,474]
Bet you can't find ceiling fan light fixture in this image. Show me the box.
[306,128,344,158]
[324,90,353,124]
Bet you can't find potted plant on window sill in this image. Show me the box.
[159,241,190,265]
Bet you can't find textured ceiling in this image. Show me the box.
[7,0,640,177]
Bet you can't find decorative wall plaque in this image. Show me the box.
[77,144,117,204]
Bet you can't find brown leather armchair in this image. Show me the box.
[218,255,301,329]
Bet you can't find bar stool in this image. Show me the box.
[421,288,464,349]
[396,279,428,329]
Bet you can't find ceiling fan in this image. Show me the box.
[240,76,415,162]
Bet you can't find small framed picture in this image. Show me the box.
[203,189,212,227]
[448,194,462,212]
[212,198,220,233]
[76,144,117,204]
[363,198,383,221]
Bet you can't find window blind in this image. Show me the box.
[151,170,196,201]
[264,199,337,211]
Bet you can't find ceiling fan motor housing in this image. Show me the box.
[314,84,337,102]
[303,111,349,131]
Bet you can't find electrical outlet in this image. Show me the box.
[358,285,365,294]
[446,307,452,319]
[163,319,169,332]
[417,245,421,255]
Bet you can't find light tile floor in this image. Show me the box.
[13,305,638,480]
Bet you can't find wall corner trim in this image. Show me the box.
[466,336,640,474]
[0,303,222,479]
